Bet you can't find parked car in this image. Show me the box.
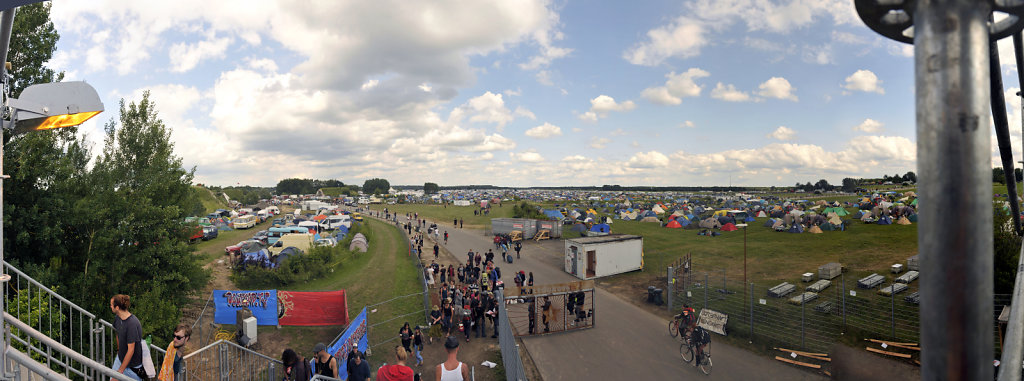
[187,225,204,243]
[252,230,269,245]
[226,240,264,256]
[315,238,337,247]
[202,225,219,240]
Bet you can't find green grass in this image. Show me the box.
[365,202,517,229]
[195,186,229,214]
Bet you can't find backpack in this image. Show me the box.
[693,327,710,345]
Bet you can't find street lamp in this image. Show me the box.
[0,5,104,377]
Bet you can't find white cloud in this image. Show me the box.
[624,16,707,66]
[169,32,232,73]
[510,150,545,163]
[589,137,611,149]
[448,92,528,130]
[419,84,433,92]
[514,106,536,120]
[536,70,554,86]
[361,80,380,90]
[681,121,695,128]
[627,151,670,168]
[641,68,711,105]
[525,123,562,138]
[843,69,885,94]
[571,127,583,133]
[579,95,636,121]
[887,42,914,58]
[853,118,884,133]
[757,77,798,101]
[710,83,752,102]
[767,126,796,141]
[504,88,522,97]
[610,129,627,136]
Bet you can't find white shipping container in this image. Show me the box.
[564,234,643,280]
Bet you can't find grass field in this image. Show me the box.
[367,202,517,229]
[195,186,229,214]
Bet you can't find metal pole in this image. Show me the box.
[915,0,994,379]
[801,293,806,350]
[0,8,16,379]
[667,266,674,312]
[749,282,753,343]
[997,242,1024,381]
[891,285,896,340]
[704,273,708,310]
[841,271,846,332]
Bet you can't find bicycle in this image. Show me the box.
[679,334,712,375]
[668,313,693,341]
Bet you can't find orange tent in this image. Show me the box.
[312,215,327,221]
[720,223,738,231]
[665,220,682,228]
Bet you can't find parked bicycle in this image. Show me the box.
[679,326,712,375]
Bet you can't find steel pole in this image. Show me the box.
[0,9,13,379]
[915,0,994,379]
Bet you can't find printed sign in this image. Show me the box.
[697,309,728,336]
[278,290,349,326]
[214,290,278,326]
[513,223,523,228]
[540,223,552,229]
[324,307,368,381]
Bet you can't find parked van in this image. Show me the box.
[233,215,258,229]
[320,215,351,230]
[267,227,310,245]
[269,233,313,255]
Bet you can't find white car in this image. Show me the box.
[315,238,337,247]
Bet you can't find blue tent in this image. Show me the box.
[544,210,565,220]
[788,224,804,233]
[677,218,691,227]
[744,215,756,222]
[640,210,657,217]
[763,219,776,228]
[591,224,611,233]
[876,216,892,225]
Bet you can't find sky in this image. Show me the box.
[41,1,1024,187]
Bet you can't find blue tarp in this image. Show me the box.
[544,210,565,220]
[591,223,611,233]
[323,307,368,381]
[214,289,278,325]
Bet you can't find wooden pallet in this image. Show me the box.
[533,229,550,241]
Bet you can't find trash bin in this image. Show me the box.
[647,286,656,303]
[653,288,664,306]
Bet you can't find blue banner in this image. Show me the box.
[213,290,278,326]
[320,307,367,381]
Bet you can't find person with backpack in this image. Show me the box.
[691,326,711,367]
[281,348,312,381]
[514,241,522,258]
[677,304,697,339]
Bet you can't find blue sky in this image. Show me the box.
[41,1,1023,187]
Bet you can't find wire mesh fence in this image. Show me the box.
[495,289,527,381]
[667,263,1013,356]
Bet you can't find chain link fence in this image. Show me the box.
[495,289,527,381]
[667,261,1012,356]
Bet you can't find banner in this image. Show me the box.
[697,309,728,336]
[324,307,368,381]
[278,290,349,326]
[214,290,278,326]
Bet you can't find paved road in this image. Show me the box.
[384,212,824,380]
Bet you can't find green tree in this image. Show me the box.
[69,93,209,344]
[424,182,439,194]
[994,167,1007,184]
[8,2,60,98]
[993,206,1021,294]
[363,178,390,194]
[841,178,858,192]
[904,171,917,183]
[277,178,314,195]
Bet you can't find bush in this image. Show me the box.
[231,222,369,288]
[512,201,546,220]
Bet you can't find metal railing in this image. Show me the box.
[181,339,281,381]
[2,261,119,380]
[494,289,527,381]
[3,312,132,381]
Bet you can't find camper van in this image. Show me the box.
[319,215,352,230]
[269,233,314,255]
[232,215,258,229]
[267,227,309,245]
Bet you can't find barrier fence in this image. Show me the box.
[666,262,1013,356]
[495,289,527,381]
[503,281,595,337]
[181,339,282,381]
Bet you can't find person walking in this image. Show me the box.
[313,342,339,378]
[346,343,369,381]
[435,337,470,381]
[377,346,414,381]
[429,306,444,343]
[157,324,190,381]
[281,348,312,381]
[444,230,448,244]
[433,243,440,259]
[412,326,424,366]
[399,322,413,354]
[514,241,522,259]
[110,294,145,381]
[459,218,463,228]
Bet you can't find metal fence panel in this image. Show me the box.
[495,290,527,381]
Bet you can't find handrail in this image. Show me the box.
[3,312,133,381]
[997,240,1024,380]
[2,261,98,320]
[6,346,71,381]
[181,339,281,363]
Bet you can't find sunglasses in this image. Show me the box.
[174,334,188,340]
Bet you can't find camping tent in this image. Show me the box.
[640,216,661,223]
[788,224,804,233]
[720,223,738,231]
[756,211,768,218]
[807,225,823,234]
[699,217,722,229]
[896,216,912,225]
[349,233,369,252]
[590,224,611,233]
[665,220,682,228]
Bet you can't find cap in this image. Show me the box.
[352,342,359,349]
[444,336,460,349]
[313,343,326,354]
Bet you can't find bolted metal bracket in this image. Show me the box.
[855,0,1024,43]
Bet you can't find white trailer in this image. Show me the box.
[564,234,643,280]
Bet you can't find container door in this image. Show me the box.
[586,250,596,278]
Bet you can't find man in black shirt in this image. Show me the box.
[110,294,145,380]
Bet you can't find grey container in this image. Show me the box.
[878,283,908,296]
[896,270,919,284]
[534,219,563,238]
[907,255,919,271]
[789,292,818,305]
[806,279,832,293]
[491,218,537,237]
[819,262,842,280]
[857,273,885,289]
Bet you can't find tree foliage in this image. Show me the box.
[994,167,1007,184]
[7,2,60,98]
[424,182,439,194]
[363,178,390,195]
[993,206,1021,294]
[512,201,545,219]
[275,178,347,195]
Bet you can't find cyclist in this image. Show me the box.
[691,326,711,366]
[675,304,696,338]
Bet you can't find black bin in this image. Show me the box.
[647,286,656,303]
[652,288,664,306]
